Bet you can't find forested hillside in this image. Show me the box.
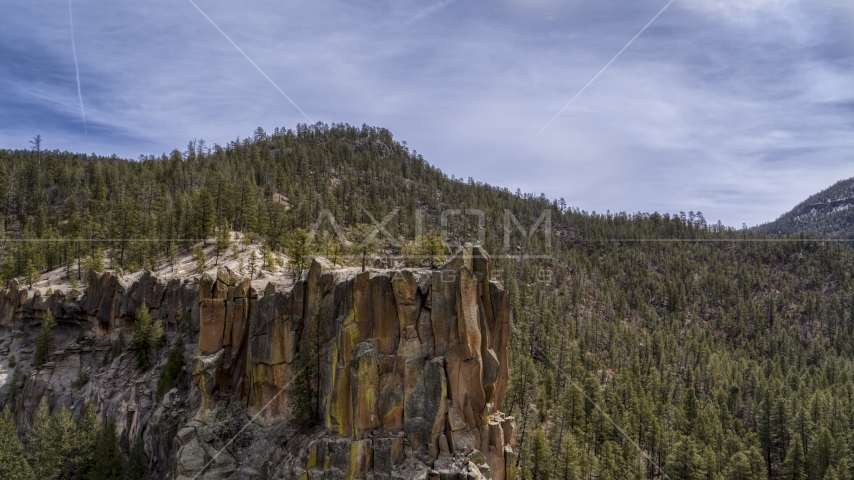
[2,124,854,480]
[754,176,854,242]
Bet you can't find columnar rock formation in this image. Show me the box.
[192,244,516,479]
[0,244,516,479]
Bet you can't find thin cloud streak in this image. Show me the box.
[186,0,313,124]
[535,0,676,138]
[68,0,87,133]
[405,0,457,26]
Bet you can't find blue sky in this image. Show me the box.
[1,0,852,227]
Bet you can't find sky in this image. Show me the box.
[1,0,853,228]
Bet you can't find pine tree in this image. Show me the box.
[418,232,445,268]
[214,220,231,266]
[130,302,162,369]
[126,441,147,480]
[47,406,77,478]
[0,406,34,480]
[192,246,207,274]
[86,423,124,480]
[34,309,56,366]
[812,428,838,480]
[556,434,579,480]
[284,228,309,278]
[248,250,258,280]
[72,402,100,478]
[261,243,276,272]
[530,426,550,480]
[784,436,807,480]
[24,259,40,288]
[194,189,215,245]
[27,397,56,478]
[825,466,840,480]
[667,435,706,480]
[3,364,22,409]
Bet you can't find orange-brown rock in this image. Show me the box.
[0,246,516,480]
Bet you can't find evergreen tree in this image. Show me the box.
[129,302,162,369]
[192,246,207,274]
[86,423,124,480]
[72,402,100,478]
[24,259,40,288]
[285,228,309,278]
[0,406,34,480]
[214,220,231,266]
[34,309,56,366]
[530,426,550,480]
[193,189,215,245]
[27,397,57,479]
[126,441,147,480]
[667,435,706,480]
[784,436,807,480]
[3,364,22,409]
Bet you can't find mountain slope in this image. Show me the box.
[755,176,854,239]
[2,125,854,480]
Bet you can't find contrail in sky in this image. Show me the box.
[68,0,87,133]
[186,0,313,124]
[536,0,676,138]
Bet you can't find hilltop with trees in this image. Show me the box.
[1,124,853,479]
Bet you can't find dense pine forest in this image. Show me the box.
[2,123,854,480]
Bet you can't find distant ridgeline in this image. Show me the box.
[755,176,854,242]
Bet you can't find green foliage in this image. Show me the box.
[418,233,445,268]
[192,246,207,274]
[27,397,64,479]
[284,228,310,277]
[528,427,550,480]
[214,221,231,265]
[72,369,90,389]
[73,402,100,477]
[34,309,56,366]
[129,302,163,370]
[126,441,147,480]
[17,400,134,480]
[157,340,185,399]
[5,124,854,479]
[83,248,104,281]
[0,406,33,480]
[261,243,276,272]
[25,259,40,287]
[784,436,807,480]
[85,423,124,480]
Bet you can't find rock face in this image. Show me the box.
[191,244,516,479]
[0,271,202,479]
[0,244,516,480]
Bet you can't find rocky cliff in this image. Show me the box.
[0,244,516,480]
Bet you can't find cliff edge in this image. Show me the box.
[0,244,516,480]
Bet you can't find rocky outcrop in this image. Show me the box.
[0,244,515,480]
[0,271,202,478]
[186,244,515,479]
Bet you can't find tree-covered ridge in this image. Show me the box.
[501,218,854,479]
[2,124,854,479]
[754,176,854,241]
[0,123,551,280]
